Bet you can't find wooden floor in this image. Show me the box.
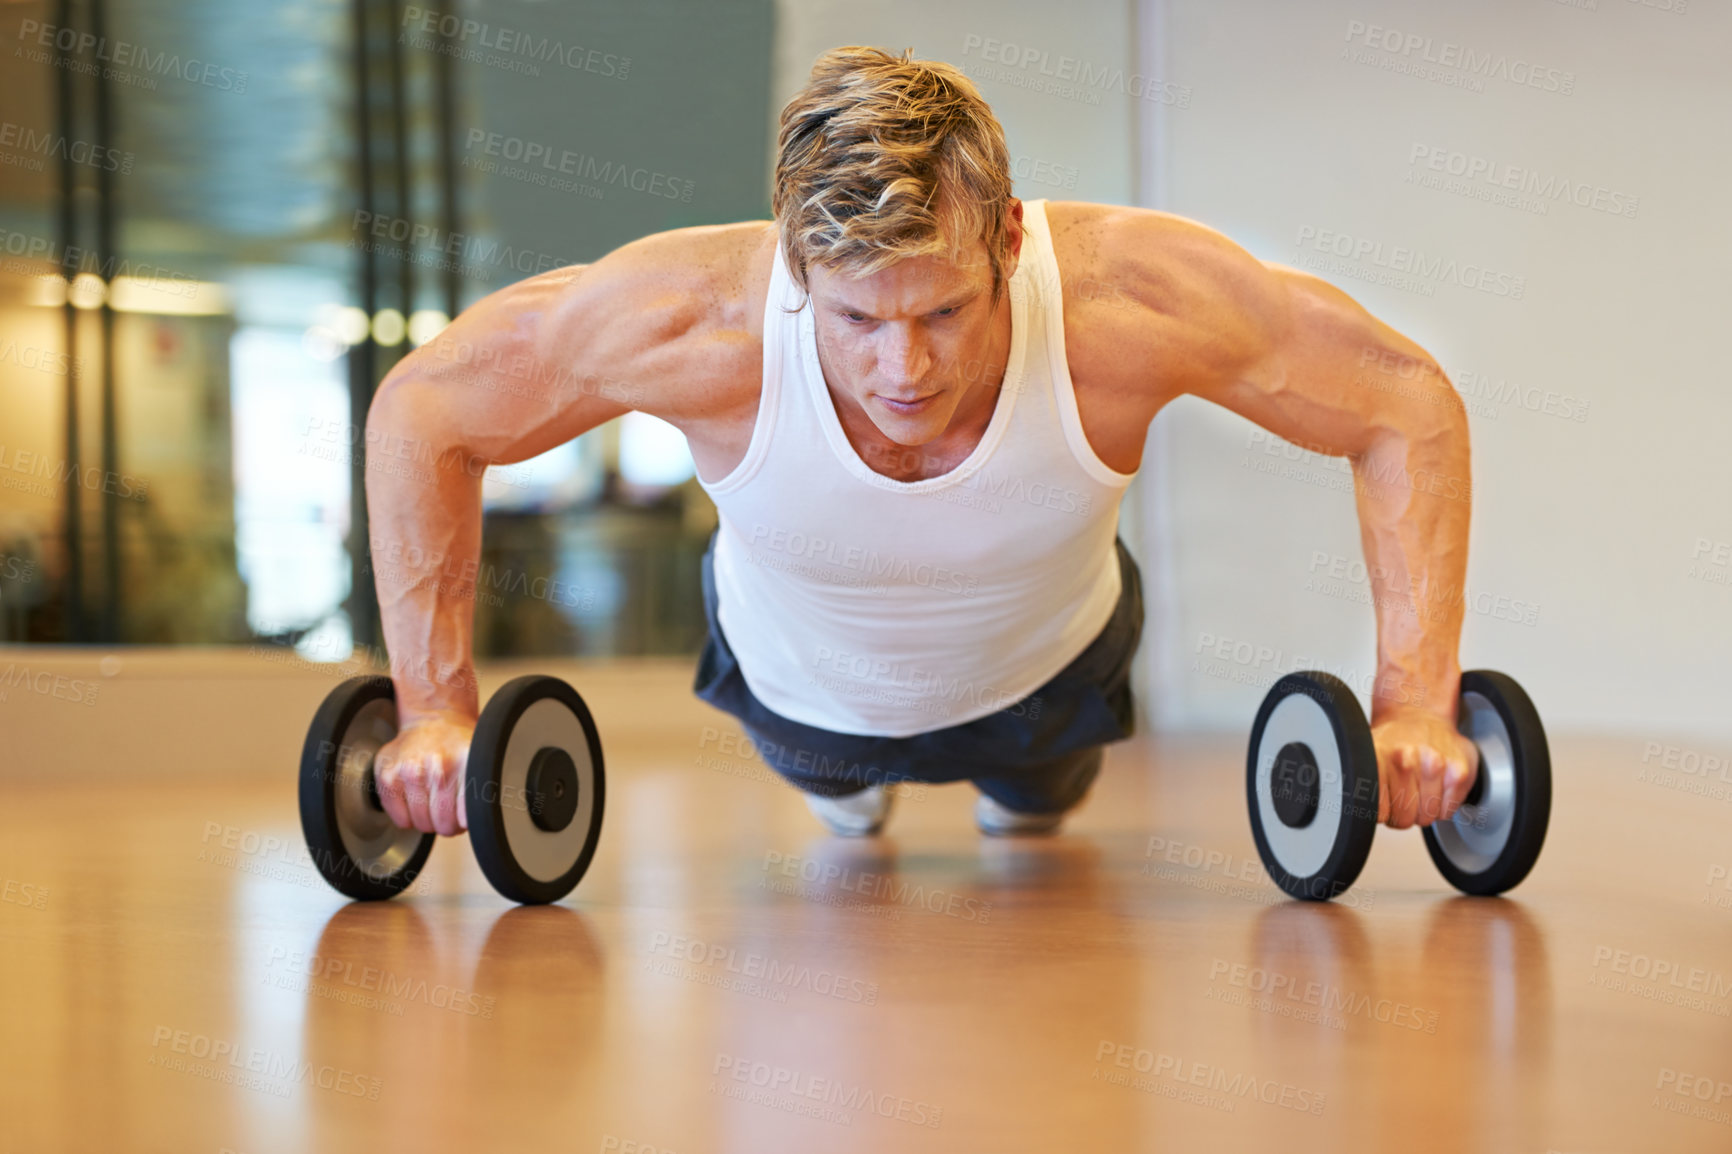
[2,656,1729,1153]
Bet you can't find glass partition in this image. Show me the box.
[0,0,775,657]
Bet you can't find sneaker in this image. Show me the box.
[974,793,1068,837]
[803,784,893,837]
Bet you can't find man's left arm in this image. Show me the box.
[1151,239,1479,829]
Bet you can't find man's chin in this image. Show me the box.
[867,414,946,447]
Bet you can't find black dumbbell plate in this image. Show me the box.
[1246,671,1380,902]
[467,675,606,905]
[1422,670,1550,896]
[299,675,435,901]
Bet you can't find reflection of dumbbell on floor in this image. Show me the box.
[1245,669,1550,902]
[298,674,605,904]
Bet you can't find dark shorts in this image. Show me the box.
[692,533,1145,814]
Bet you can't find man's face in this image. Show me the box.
[807,205,1022,447]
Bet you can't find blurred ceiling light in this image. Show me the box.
[29,273,230,315]
[408,309,450,346]
[371,307,406,347]
[332,306,370,345]
[110,276,230,315]
[69,273,107,308]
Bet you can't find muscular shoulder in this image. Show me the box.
[1045,201,1287,396]
[548,219,777,423]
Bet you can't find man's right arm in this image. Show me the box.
[363,226,751,835]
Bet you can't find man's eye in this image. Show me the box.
[933,307,957,317]
[844,312,867,323]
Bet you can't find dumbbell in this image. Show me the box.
[1245,669,1550,902]
[298,674,605,904]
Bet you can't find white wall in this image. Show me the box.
[1136,0,1731,738]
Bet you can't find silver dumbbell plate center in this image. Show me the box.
[1253,691,1348,880]
[1427,690,1517,874]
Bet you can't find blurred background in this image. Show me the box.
[0,0,1725,741]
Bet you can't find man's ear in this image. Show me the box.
[990,198,1025,297]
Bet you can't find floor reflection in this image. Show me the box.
[298,901,604,1148]
[1248,898,1375,1027]
[1420,897,1552,1058]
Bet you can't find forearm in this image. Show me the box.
[364,378,488,725]
[1352,419,1471,724]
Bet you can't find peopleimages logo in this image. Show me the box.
[1341,19,1575,95]
[16,19,249,93]
[0,121,133,174]
[1092,1040,1327,1115]
[1406,144,1639,219]
[960,34,1192,107]
[350,211,576,280]
[0,663,99,707]
[712,1053,944,1128]
[0,338,84,379]
[0,443,150,503]
[761,850,993,923]
[149,1026,382,1100]
[647,932,879,1005]
[463,130,694,202]
[0,228,202,300]
[1292,226,1525,300]
[748,524,980,597]
[400,6,630,79]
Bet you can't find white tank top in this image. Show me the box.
[695,199,1137,737]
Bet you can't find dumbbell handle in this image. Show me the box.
[361,763,385,812]
[1462,753,1487,808]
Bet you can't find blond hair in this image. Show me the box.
[773,46,1015,306]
